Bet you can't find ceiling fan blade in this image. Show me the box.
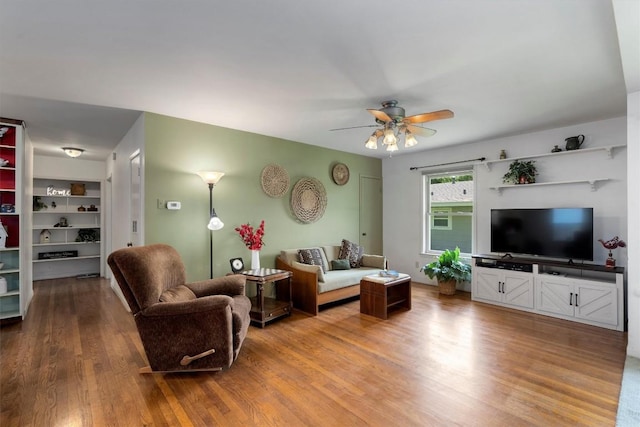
[403,109,454,124]
[367,109,393,123]
[406,124,437,137]
[329,124,380,131]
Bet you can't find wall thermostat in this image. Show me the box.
[167,201,181,210]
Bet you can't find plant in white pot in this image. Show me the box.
[421,247,472,295]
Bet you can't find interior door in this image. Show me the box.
[359,176,382,255]
[129,152,142,247]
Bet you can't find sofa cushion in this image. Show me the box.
[339,239,364,268]
[361,254,386,270]
[159,285,197,303]
[298,248,328,273]
[317,267,382,293]
[331,259,351,270]
[292,261,325,282]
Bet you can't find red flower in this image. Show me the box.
[235,220,265,250]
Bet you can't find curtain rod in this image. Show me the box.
[409,157,486,171]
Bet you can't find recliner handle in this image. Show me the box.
[180,348,216,366]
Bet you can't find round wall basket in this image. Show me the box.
[261,163,290,198]
[332,163,349,185]
[290,177,327,223]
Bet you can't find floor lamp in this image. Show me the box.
[197,171,225,278]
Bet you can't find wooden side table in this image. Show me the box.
[360,273,411,319]
[242,268,292,328]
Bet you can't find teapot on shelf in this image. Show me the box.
[565,134,585,151]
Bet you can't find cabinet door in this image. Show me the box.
[574,281,618,326]
[502,271,534,309]
[473,268,501,303]
[536,277,574,317]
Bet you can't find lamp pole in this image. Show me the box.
[208,182,214,279]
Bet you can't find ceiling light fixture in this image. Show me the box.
[62,147,84,158]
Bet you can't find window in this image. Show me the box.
[424,171,474,254]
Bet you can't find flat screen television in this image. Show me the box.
[491,208,594,261]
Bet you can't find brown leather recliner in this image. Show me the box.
[107,243,251,373]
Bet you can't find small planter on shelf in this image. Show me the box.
[503,160,537,184]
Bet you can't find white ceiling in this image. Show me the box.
[0,0,637,161]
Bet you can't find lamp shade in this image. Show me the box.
[197,171,225,185]
[208,215,224,230]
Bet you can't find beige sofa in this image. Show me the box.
[275,245,387,316]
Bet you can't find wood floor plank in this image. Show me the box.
[0,278,627,426]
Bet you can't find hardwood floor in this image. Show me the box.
[1,277,627,426]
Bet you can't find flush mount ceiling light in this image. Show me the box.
[331,100,454,153]
[62,147,84,158]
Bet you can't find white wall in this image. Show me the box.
[626,91,639,357]
[105,113,144,301]
[383,116,627,287]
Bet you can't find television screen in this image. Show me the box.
[491,208,594,261]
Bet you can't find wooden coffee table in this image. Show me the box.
[360,273,411,319]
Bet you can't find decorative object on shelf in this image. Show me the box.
[291,177,327,223]
[0,127,8,138]
[0,262,4,270]
[261,163,289,198]
[38,250,78,259]
[76,228,100,243]
[598,236,626,269]
[502,160,537,184]
[0,276,7,294]
[62,147,84,158]
[499,149,507,159]
[33,196,48,211]
[70,183,86,196]
[235,220,265,270]
[421,247,472,296]
[331,163,350,185]
[55,217,69,227]
[51,201,57,209]
[77,205,86,212]
[0,204,15,213]
[0,220,7,248]
[0,158,9,167]
[39,229,51,244]
[47,186,71,196]
[196,170,225,279]
[87,204,98,211]
[565,134,585,151]
[230,257,245,274]
[551,145,562,153]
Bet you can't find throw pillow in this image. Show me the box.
[292,261,325,282]
[339,239,364,268]
[331,259,351,270]
[298,248,327,273]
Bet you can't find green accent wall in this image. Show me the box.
[143,113,382,282]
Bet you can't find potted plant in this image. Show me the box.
[503,160,537,184]
[421,247,472,295]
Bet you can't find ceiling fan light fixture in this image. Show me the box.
[386,142,399,152]
[365,133,378,149]
[404,131,418,147]
[62,147,84,158]
[383,126,397,145]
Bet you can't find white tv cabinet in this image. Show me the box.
[472,255,625,331]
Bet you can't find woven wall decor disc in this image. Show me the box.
[291,177,327,223]
[261,164,290,198]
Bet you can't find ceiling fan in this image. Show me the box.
[331,100,454,152]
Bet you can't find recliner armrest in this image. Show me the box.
[140,295,234,317]
[186,274,246,297]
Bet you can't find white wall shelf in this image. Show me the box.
[483,144,626,171]
[490,178,610,195]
